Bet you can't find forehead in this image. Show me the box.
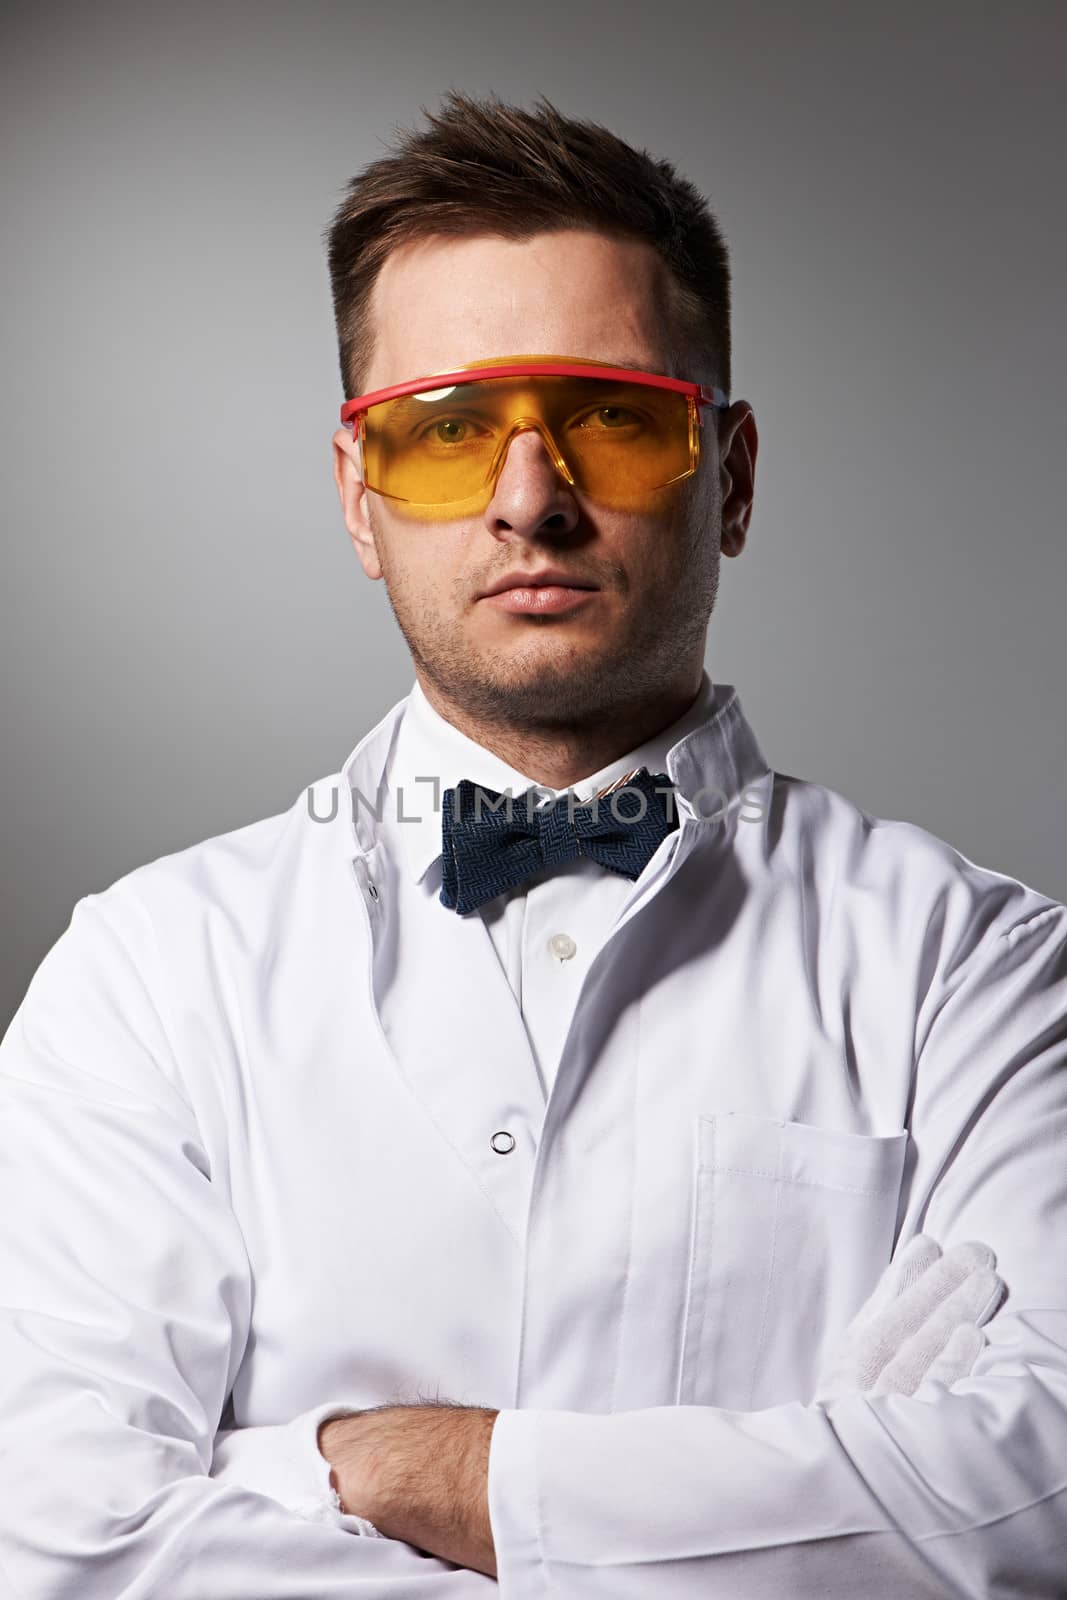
[365,229,679,389]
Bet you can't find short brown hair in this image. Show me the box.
[322,90,732,400]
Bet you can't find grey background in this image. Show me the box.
[2,0,1065,1033]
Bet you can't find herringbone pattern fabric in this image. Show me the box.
[439,767,679,915]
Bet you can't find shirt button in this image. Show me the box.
[367,882,380,901]
[490,1130,516,1155]
[548,932,577,962]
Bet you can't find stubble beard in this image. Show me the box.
[370,495,720,735]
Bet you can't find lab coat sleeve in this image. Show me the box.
[207,1401,385,1536]
[0,892,495,1598]
[487,901,1067,1599]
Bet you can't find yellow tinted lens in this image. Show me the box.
[362,374,693,507]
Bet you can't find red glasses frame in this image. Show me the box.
[339,355,730,431]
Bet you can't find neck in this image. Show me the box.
[415,670,706,790]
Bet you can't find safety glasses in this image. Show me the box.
[339,355,729,514]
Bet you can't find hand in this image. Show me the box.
[318,1402,499,1577]
[814,1234,1006,1403]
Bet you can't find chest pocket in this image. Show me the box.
[678,1111,909,1410]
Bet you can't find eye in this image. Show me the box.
[416,415,489,446]
[574,404,644,430]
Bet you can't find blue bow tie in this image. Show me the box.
[438,767,679,915]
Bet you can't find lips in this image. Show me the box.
[480,584,600,616]
[480,570,598,598]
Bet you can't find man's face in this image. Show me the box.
[332,228,755,732]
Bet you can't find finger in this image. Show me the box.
[849,1234,943,1330]
[818,1237,1001,1398]
[865,1250,976,1352]
[870,1270,1002,1396]
[886,1240,996,1326]
[924,1322,985,1387]
[872,1303,988,1398]
[920,1267,1006,1336]
[850,1248,997,1375]
[944,1239,997,1274]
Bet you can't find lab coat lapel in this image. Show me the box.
[342,702,546,1247]
[388,837,547,1248]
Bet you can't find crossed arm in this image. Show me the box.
[317,1403,500,1577]
[3,891,1066,1595]
[315,1236,1006,1581]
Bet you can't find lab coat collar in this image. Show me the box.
[335,673,770,875]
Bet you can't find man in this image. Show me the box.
[1,90,1064,1597]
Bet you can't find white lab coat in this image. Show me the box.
[1,680,1066,1598]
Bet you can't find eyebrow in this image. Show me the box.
[382,391,482,425]
[596,357,661,371]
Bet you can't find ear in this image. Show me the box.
[332,426,383,580]
[716,402,758,558]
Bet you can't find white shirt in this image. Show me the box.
[382,671,718,1095]
[2,677,1066,1598]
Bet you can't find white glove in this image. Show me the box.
[814,1233,1006,1403]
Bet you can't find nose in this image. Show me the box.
[482,422,580,539]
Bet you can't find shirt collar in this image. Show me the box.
[369,669,769,885]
